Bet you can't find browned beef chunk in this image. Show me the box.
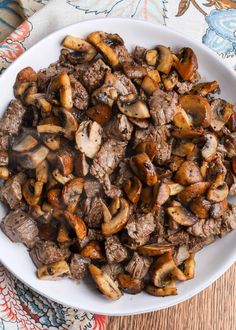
[173,245,190,266]
[0,173,26,209]
[0,135,9,150]
[101,263,123,281]
[113,71,137,96]
[105,235,128,264]
[121,231,151,249]
[75,59,110,92]
[104,114,133,141]
[90,139,127,195]
[167,230,190,245]
[126,212,155,241]
[188,235,214,253]
[84,179,102,198]
[188,204,236,238]
[69,254,90,280]
[125,252,151,279]
[153,206,165,238]
[1,209,38,248]
[80,228,104,248]
[84,197,104,228]
[132,46,146,64]
[113,160,133,188]
[176,81,193,94]
[149,90,178,126]
[134,124,172,164]
[69,74,89,110]
[0,150,8,166]
[30,240,70,268]
[0,100,26,136]
[114,44,133,66]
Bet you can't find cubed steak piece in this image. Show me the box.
[125,252,151,279]
[69,254,90,281]
[104,114,133,141]
[0,173,26,209]
[30,240,70,268]
[126,212,155,241]
[69,74,89,110]
[84,197,104,229]
[0,100,26,135]
[105,236,128,264]
[1,209,38,248]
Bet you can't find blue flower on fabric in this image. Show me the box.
[203,9,236,56]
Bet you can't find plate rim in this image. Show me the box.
[0,17,235,316]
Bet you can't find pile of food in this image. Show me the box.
[0,31,235,301]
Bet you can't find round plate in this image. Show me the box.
[0,18,235,316]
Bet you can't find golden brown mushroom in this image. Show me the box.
[145,280,177,297]
[61,109,78,140]
[36,160,49,183]
[22,179,43,206]
[56,149,74,176]
[12,135,38,152]
[156,45,173,74]
[74,153,89,177]
[174,47,198,81]
[42,135,61,151]
[190,81,219,96]
[145,49,158,66]
[161,70,178,91]
[47,73,73,109]
[174,161,203,186]
[117,273,144,294]
[0,166,9,180]
[207,182,229,202]
[81,241,104,261]
[47,189,65,209]
[64,211,87,241]
[135,142,158,161]
[129,153,157,186]
[141,75,159,95]
[190,197,211,219]
[62,178,84,207]
[123,176,142,204]
[88,264,122,301]
[138,243,173,257]
[210,99,233,132]
[210,199,228,219]
[201,133,218,162]
[37,261,71,280]
[86,103,112,125]
[178,182,210,204]
[167,203,197,226]
[14,67,37,98]
[16,145,49,169]
[117,98,150,119]
[52,169,74,185]
[62,35,97,62]
[151,252,176,287]
[173,107,192,129]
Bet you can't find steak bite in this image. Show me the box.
[149,89,178,126]
[69,254,90,281]
[105,235,128,264]
[69,74,89,110]
[104,114,133,141]
[30,241,70,268]
[0,173,26,209]
[126,212,155,241]
[1,209,38,248]
[125,252,151,279]
[0,100,26,136]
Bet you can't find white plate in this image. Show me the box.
[0,18,235,316]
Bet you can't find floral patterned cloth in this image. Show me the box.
[0,0,235,329]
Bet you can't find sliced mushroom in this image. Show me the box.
[16,145,49,169]
[151,252,176,287]
[123,65,147,79]
[135,142,158,161]
[74,152,89,177]
[47,73,73,109]
[22,179,43,206]
[102,198,130,236]
[75,120,102,159]
[172,142,195,157]
[37,124,65,134]
[183,253,195,280]
[174,161,203,186]
[36,160,49,183]
[12,135,38,152]
[57,224,70,244]
[171,127,204,139]
[167,204,197,226]
[174,47,198,81]
[62,178,84,206]
[190,197,211,219]
[128,117,149,129]
[14,67,37,98]
[52,169,74,185]
[47,189,65,209]
[129,153,157,186]
[210,199,228,219]
[162,70,178,91]
[226,111,236,132]
[56,149,74,176]
[138,243,173,256]
[210,99,233,132]
[117,273,144,294]
[37,261,70,280]
[178,182,210,204]
[61,109,78,140]
[92,85,118,107]
[201,133,218,162]
[166,182,184,195]
[86,103,112,125]
[62,35,97,62]
[173,107,192,129]
[42,135,61,151]
[145,49,158,66]
[108,196,121,216]
[190,81,219,96]
[81,241,104,261]
[207,182,229,202]
[168,155,184,172]
[141,76,159,95]
[152,182,170,207]
[156,45,173,74]
[179,95,211,128]
[88,264,122,301]
[117,98,150,119]
[65,211,87,241]
[87,31,123,68]
[145,280,177,296]
[0,166,9,180]
[123,176,142,204]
